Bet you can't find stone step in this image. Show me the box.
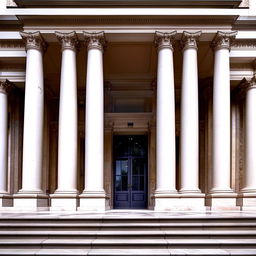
[0,238,256,247]
[1,230,256,236]
[0,248,256,256]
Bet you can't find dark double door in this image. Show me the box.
[113,135,148,209]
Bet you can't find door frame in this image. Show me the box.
[112,134,149,209]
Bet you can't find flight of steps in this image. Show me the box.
[0,212,256,255]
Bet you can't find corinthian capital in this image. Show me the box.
[181,31,201,51]
[154,31,177,51]
[83,31,106,52]
[20,31,47,52]
[0,79,14,94]
[247,75,256,90]
[211,31,237,51]
[55,31,80,51]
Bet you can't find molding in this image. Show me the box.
[83,31,106,51]
[154,31,177,51]
[13,0,242,8]
[55,31,80,51]
[211,30,237,51]
[232,39,256,49]
[180,30,201,51]
[20,31,47,52]
[0,40,24,49]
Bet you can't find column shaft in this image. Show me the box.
[0,81,12,194]
[21,37,45,193]
[212,46,231,192]
[85,48,104,192]
[244,77,256,192]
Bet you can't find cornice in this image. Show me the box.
[20,31,47,52]
[55,31,80,51]
[232,40,256,49]
[211,31,237,51]
[154,31,177,51]
[83,31,106,51]
[0,40,24,49]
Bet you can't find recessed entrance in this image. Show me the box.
[113,135,148,209]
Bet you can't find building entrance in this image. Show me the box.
[113,135,148,209]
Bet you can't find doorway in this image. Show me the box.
[113,135,148,209]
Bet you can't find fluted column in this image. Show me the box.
[207,31,238,210]
[240,76,256,209]
[50,32,79,211]
[180,31,201,193]
[79,31,106,211]
[14,31,48,209]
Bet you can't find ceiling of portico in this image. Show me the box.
[40,41,214,97]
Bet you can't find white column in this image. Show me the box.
[0,80,11,195]
[14,31,48,209]
[0,80,13,207]
[79,31,106,211]
[154,31,178,210]
[180,31,201,194]
[240,76,256,209]
[50,32,79,211]
[244,76,256,192]
[208,31,238,210]
[155,31,176,194]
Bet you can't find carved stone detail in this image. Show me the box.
[20,31,47,52]
[0,79,14,94]
[211,31,237,51]
[154,31,177,51]
[83,31,106,52]
[247,75,256,90]
[55,31,79,51]
[180,31,201,51]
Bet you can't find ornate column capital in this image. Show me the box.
[247,75,256,90]
[83,31,106,52]
[154,31,177,51]
[0,79,14,95]
[180,31,201,51]
[20,31,47,52]
[55,31,80,51]
[211,31,237,51]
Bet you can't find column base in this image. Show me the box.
[154,191,205,211]
[78,191,106,211]
[237,192,256,211]
[50,192,78,211]
[206,192,239,211]
[13,193,48,211]
[0,194,13,207]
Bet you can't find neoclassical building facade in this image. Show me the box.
[0,0,256,212]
